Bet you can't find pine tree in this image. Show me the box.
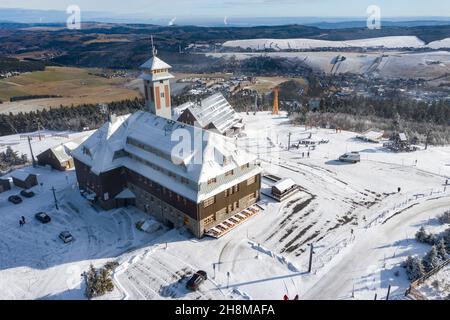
[437,238,448,260]
[405,256,425,281]
[423,246,440,272]
[415,226,427,242]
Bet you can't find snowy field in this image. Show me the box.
[0,112,449,300]
[207,51,450,79]
[0,130,95,160]
[223,36,426,50]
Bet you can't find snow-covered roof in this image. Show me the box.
[176,93,243,135]
[273,178,296,193]
[358,129,384,142]
[51,145,72,163]
[140,56,172,70]
[40,136,88,164]
[11,170,35,181]
[72,111,259,203]
[115,188,136,199]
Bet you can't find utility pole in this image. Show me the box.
[51,186,59,210]
[227,272,230,289]
[308,243,314,273]
[213,263,216,279]
[27,136,37,167]
[374,293,377,300]
[288,132,292,151]
[386,284,391,300]
[425,129,431,150]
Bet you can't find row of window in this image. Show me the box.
[128,152,192,187]
[204,190,259,225]
[206,163,251,186]
[224,184,239,197]
[134,175,189,206]
[203,175,258,208]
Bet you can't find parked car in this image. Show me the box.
[8,195,22,204]
[339,152,361,163]
[35,212,51,224]
[20,190,35,198]
[186,270,207,291]
[59,231,73,243]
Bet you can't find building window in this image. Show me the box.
[241,163,250,170]
[233,185,239,193]
[224,189,229,197]
[203,215,215,226]
[225,170,234,177]
[247,176,256,186]
[207,178,217,185]
[203,196,215,208]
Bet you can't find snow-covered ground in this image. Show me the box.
[207,51,450,79]
[422,38,450,50]
[0,112,449,300]
[223,36,426,50]
[416,264,450,300]
[0,130,95,160]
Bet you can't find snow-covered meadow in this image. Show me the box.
[223,36,427,51]
[0,112,449,300]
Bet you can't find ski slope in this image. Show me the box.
[223,36,426,51]
[0,112,449,300]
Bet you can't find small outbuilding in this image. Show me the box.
[11,171,38,189]
[0,178,11,193]
[37,137,86,171]
[271,178,299,202]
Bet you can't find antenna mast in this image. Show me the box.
[151,35,157,56]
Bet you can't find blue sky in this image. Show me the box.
[0,0,449,17]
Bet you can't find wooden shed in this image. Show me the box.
[0,178,11,193]
[11,172,38,189]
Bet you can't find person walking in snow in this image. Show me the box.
[19,220,23,227]
[307,151,310,158]
[21,216,26,224]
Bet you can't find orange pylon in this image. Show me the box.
[273,87,279,115]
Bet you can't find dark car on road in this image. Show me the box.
[20,190,35,198]
[35,212,51,224]
[8,195,22,204]
[186,270,207,291]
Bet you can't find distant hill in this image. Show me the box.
[0,21,449,70]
